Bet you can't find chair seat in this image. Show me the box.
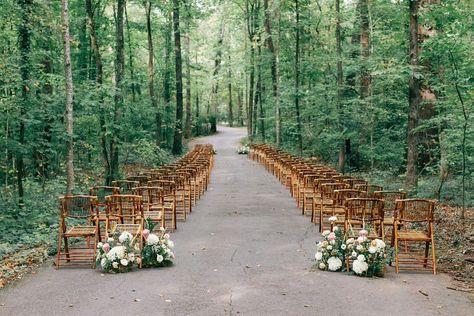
[384,217,394,225]
[65,225,96,237]
[114,224,141,234]
[163,202,174,209]
[397,231,430,241]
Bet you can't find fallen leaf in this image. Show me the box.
[304,304,310,307]
[68,304,73,308]
[418,290,429,297]
[133,298,141,302]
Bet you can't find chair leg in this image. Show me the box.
[424,241,429,268]
[431,234,437,275]
[64,237,70,262]
[394,237,399,273]
[56,230,62,269]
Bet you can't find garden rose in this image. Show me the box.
[328,257,343,271]
[120,259,129,266]
[156,254,163,263]
[119,232,133,243]
[359,230,368,237]
[328,232,336,241]
[315,252,323,261]
[146,234,160,246]
[102,243,110,253]
[328,216,338,223]
[142,229,150,239]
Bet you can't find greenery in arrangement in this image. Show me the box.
[315,219,346,272]
[96,232,139,273]
[141,220,175,268]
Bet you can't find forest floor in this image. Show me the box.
[0,126,473,315]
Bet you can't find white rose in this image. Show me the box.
[351,251,357,258]
[357,236,367,243]
[107,237,114,243]
[328,216,338,223]
[101,258,107,267]
[156,254,164,263]
[368,247,377,254]
[164,233,170,239]
[346,238,355,244]
[120,259,129,266]
[128,253,135,262]
[356,245,364,251]
[315,252,323,261]
[167,240,175,249]
[376,239,386,249]
[319,262,326,270]
[357,255,366,262]
[97,242,103,249]
[112,262,119,269]
[327,245,333,251]
[333,226,339,231]
[352,259,368,274]
[327,256,343,271]
[322,230,330,237]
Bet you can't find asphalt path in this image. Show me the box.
[0,126,472,315]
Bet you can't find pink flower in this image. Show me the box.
[102,243,110,253]
[142,229,150,239]
[328,232,336,241]
[359,230,368,237]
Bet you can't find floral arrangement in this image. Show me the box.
[141,222,175,268]
[346,230,386,277]
[314,217,346,272]
[96,231,138,273]
[237,145,249,155]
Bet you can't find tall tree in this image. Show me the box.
[184,4,192,139]
[227,54,234,127]
[210,23,224,133]
[172,0,184,155]
[264,0,281,147]
[145,1,161,146]
[111,0,125,180]
[62,0,74,194]
[294,0,303,155]
[406,0,421,188]
[16,0,33,205]
[336,0,345,173]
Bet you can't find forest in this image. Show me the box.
[0,0,472,276]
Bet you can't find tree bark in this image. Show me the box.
[359,0,370,99]
[172,0,184,155]
[336,0,345,173]
[264,0,281,147]
[294,0,303,156]
[163,12,173,148]
[406,0,421,188]
[111,0,125,180]
[62,0,74,194]
[210,23,224,134]
[184,18,192,138]
[125,5,137,101]
[145,1,161,147]
[227,54,234,127]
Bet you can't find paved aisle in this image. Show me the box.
[0,126,472,315]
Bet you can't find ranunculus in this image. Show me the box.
[156,254,164,263]
[357,236,367,243]
[142,229,150,239]
[328,256,343,271]
[97,242,103,249]
[315,252,323,261]
[368,247,377,254]
[356,245,363,251]
[167,240,174,249]
[328,232,336,241]
[102,243,110,253]
[112,262,119,269]
[319,262,326,270]
[328,216,338,223]
[146,234,160,246]
[322,230,330,237]
[119,232,133,243]
[357,254,366,262]
[120,259,129,266]
[346,238,355,244]
[327,245,333,251]
[359,229,368,237]
[375,239,385,249]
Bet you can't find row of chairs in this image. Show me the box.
[55,144,215,269]
[249,144,437,274]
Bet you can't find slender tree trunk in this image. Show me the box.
[125,5,137,101]
[264,0,281,147]
[406,0,421,188]
[62,0,74,194]
[172,0,184,155]
[145,1,161,147]
[184,20,192,138]
[359,0,370,99]
[210,23,224,133]
[294,0,303,156]
[336,0,345,173]
[16,0,33,206]
[227,54,234,127]
[86,0,111,185]
[256,45,265,140]
[111,0,125,180]
[237,86,243,127]
[163,13,173,148]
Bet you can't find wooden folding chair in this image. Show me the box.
[111,180,139,194]
[393,199,436,274]
[56,195,99,269]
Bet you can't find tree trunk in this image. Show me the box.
[264,0,281,147]
[359,0,370,99]
[172,0,184,155]
[125,5,137,101]
[16,0,33,206]
[336,0,345,173]
[86,0,111,185]
[111,0,125,180]
[210,23,224,134]
[237,85,243,127]
[145,1,161,147]
[163,12,173,148]
[406,0,421,188]
[62,0,74,194]
[294,0,303,156]
[227,54,234,127]
[184,21,192,139]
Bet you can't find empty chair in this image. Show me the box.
[373,190,407,239]
[148,180,177,230]
[127,175,150,186]
[56,195,99,269]
[132,186,165,231]
[393,199,436,274]
[111,180,139,194]
[344,198,384,239]
[354,184,384,197]
[318,182,349,232]
[326,189,366,230]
